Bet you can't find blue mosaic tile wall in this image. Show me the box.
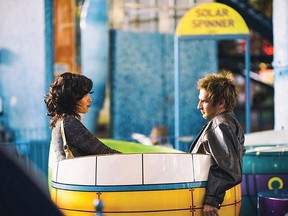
[110,30,217,146]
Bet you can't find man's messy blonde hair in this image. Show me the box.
[197,71,239,111]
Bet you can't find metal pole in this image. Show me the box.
[174,35,180,150]
[245,36,251,133]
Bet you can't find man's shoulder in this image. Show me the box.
[213,111,235,123]
[208,112,238,129]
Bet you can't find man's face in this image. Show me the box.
[197,89,223,120]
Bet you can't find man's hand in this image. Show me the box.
[203,204,219,216]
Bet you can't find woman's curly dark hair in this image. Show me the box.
[44,72,93,127]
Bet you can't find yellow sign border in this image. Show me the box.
[176,2,249,36]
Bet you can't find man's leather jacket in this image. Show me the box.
[189,111,245,209]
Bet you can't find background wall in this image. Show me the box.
[110,30,218,150]
[0,0,52,143]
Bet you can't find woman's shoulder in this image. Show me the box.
[63,115,81,125]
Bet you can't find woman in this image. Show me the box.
[44,72,119,161]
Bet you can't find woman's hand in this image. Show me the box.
[203,204,219,216]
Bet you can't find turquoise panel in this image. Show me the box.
[243,146,288,174]
[110,30,217,150]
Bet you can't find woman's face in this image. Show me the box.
[76,94,92,114]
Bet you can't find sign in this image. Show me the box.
[176,2,249,36]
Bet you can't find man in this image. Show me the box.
[189,71,245,216]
